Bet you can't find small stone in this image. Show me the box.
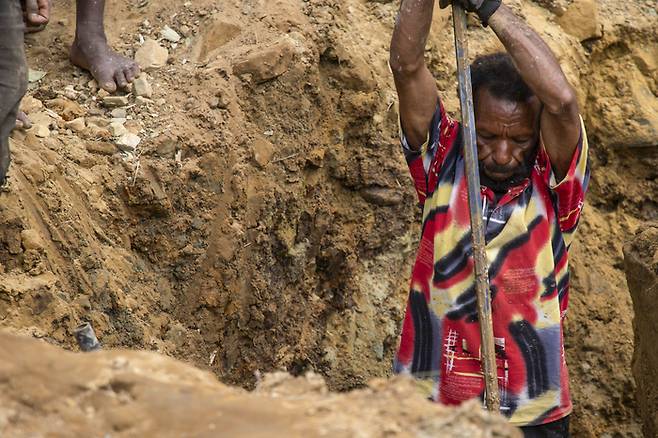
[252,136,275,168]
[98,89,110,98]
[19,96,43,114]
[133,75,153,98]
[86,141,117,155]
[179,25,190,37]
[233,38,295,83]
[156,136,177,157]
[135,38,169,70]
[87,79,99,92]
[46,97,85,121]
[116,133,141,151]
[33,123,50,138]
[28,69,47,83]
[83,125,112,140]
[63,85,79,100]
[103,96,129,107]
[20,229,44,251]
[135,96,152,106]
[65,117,86,133]
[109,121,128,137]
[86,116,110,128]
[161,25,181,43]
[110,108,127,119]
[360,186,403,206]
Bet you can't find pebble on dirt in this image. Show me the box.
[116,133,141,152]
[65,117,86,133]
[103,96,130,108]
[133,76,153,98]
[135,38,169,70]
[252,136,275,168]
[161,25,181,43]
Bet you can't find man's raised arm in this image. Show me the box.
[389,0,440,150]
[486,3,581,181]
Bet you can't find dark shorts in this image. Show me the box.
[521,415,570,438]
[0,0,27,185]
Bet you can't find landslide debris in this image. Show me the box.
[0,332,520,438]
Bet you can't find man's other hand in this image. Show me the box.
[459,0,501,25]
[22,0,51,30]
[438,0,501,26]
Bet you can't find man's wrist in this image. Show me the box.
[477,0,502,26]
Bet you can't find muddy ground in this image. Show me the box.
[1,0,657,436]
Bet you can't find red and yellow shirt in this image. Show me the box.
[394,102,590,426]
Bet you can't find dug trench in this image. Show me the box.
[0,0,656,436]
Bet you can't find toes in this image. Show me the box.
[95,69,117,93]
[114,69,128,90]
[124,66,135,83]
[131,63,141,79]
[15,111,32,130]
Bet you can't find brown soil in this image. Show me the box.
[1,0,656,436]
[0,332,521,437]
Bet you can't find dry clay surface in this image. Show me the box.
[0,0,656,436]
[0,332,520,438]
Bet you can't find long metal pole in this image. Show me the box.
[451,3,500,412]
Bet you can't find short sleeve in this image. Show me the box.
[400,101,458,206]
[540,116,591,246]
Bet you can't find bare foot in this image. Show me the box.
[70,31,140,93]
[14,111,32,130]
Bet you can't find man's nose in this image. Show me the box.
[492,141,513,165]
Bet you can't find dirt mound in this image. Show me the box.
[0,332,520,437]
[624,224,658,438]
[0,0,656,436]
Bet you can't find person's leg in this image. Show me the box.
[0,0,28,185]
[69,0,140,93]
[520,415,570,438]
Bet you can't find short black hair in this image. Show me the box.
[470,52,534,102]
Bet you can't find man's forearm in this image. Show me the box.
[390,0,435,73]
[488,5,576,115]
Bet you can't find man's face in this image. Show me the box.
[474,88,541,184]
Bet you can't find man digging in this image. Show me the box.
[390,0,590,436]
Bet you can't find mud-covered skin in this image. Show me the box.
[0,0,27,185]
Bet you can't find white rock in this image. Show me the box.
[111,108,127,118]
[110,121,128,137]
[135,38,169,71]
[65,117,86,133]
[116,133,141,151]
[133,76,153,98]
[33,123,50,138]
[161,25,181,43]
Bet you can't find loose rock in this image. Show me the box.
[133,76,153,98]
[65,117,86,133]
[161,25,181,43]
[86,141,117,155]
[103,96,130,108]
[135,38,169,70]
[109,121,128,137]
[116,133,141,151]
[20,230,44,251]
[252,136,275,168]
[233,38,295,83]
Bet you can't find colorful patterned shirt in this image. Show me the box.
[394,102,590,426]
